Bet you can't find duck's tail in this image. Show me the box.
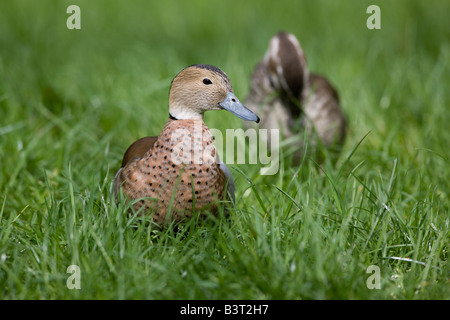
[263,31,309,101]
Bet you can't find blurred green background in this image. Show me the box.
[0,0,449,299]
[1,0,449,217]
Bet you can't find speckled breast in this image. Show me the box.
[120,119,226,225]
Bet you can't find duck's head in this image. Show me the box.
[169,64,259,123]
[263,31,309,98]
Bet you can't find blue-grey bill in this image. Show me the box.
[219,92,260,123]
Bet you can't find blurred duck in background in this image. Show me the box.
[245,31,347,164]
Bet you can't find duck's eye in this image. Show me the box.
[203,78,212,85]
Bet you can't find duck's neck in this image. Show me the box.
[169,105,204,121]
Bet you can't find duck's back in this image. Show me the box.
[304,74,347,149]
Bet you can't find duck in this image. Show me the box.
[113,64,260,227]
[245,31,347,164]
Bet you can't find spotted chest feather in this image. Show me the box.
[120,119,226,225]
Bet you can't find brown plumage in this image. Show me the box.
[245,31,347,163]
[120,136,158,168]
[114,64,259,227]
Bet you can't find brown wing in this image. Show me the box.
[307,73,347,148]
[309,73,339,101]
[114,136,158,200]
[121,136,158,168]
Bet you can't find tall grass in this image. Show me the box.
[0,0,448,299]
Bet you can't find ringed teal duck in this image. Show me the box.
[114,64,260,226]
[245,31,347,163]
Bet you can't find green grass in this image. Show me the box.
[0,0,449,299]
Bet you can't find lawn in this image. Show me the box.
[0,0,448,300]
